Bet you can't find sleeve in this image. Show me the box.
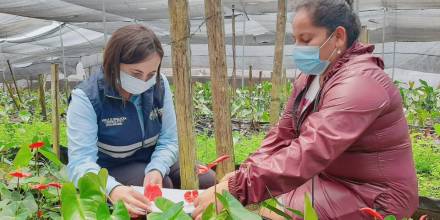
[66,89,122,196]
[228,74,391,205]
[144,75,179,177]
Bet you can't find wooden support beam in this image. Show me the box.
[231,4,237,96]
[259,70,263,84]
[38,74,47,121]
[204,0,235,178]
[248,65,253,90]
[270,0,287,126]
[2,77,20,110]
[51,64,60,159]
[168,0,198,189]
[6,60,23,104]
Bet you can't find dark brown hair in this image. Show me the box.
[296,0,361,48]
[103,24,164,93]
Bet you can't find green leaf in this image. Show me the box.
[98,168,108,194]
[434,124,440,136]
[21,193,38,214]
[110,200,130,220]
[384,216,397,220]
[77,172,107,217]
[221,190,262,220]
[61,182,86,220]
[153,197,191,220]
[161,201,185,219]
[39,147,62,167]
[261,200,291,220]
[13,144,33,168]
[96,203,111,220]
[201,203,216,220]
[304,193,318,220]
[155,197,176,212]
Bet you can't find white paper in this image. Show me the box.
[133,186,204,214]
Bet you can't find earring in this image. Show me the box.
[337,49,342,54]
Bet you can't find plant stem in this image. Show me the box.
[36,151,40,176]
[17,178,19,189]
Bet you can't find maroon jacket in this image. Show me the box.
[228,42,418,219]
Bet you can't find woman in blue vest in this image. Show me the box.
[67,24,215,217]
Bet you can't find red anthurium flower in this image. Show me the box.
[197,164,210,175]
[37,210,43,218]
[31,184,48,191]
[207,155,230,169]
[9,171,32,179]
[184,190,199,203]
[359,208,384,220]
[47,182,62,189]
[29,142,45,150]
[144,184,162,202]
[419,215,428,220]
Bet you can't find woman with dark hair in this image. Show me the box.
[193,0,418,219]
[66,25,215,217]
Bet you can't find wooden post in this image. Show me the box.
[248,65,253,87]
[26,76,31,96]
[51,64,60,159]
[231,4,237,95]
[204,0,235,178]
[38,74,47,121]
[2,78,20,110]
[360,25,369,43]
[259,70,263,84]
[168,0,198,189]
[270,0,287,126]
[6,60,23,104]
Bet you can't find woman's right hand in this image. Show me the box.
[109,185,152,218]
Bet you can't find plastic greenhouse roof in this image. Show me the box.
[0,0,439,78]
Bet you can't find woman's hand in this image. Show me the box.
[109,185,152,218]
[143,170,163,187]
[192,181,229,220]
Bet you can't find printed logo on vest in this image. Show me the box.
[149,108,164,121]
[101,117,127,127]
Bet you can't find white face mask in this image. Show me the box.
[120,71,156,95]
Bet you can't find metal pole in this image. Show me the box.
[59,26,68,95]
[392,41,396,80]
[241,14,246,88]
[102,0,108,44]
[382,7,386,59]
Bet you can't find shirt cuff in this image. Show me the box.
[106,176,122,196]
[145,162,168,178]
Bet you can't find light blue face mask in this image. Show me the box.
[292,32,337,75]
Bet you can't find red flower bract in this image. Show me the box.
[37,210,43,218]
[419,215,428,220]
[359,208,384,220]
[31,184,48,191]
[48,182,62,189]
[197,164,210,175]
[207,155,230,169]
[29,142,45,150]
[184,190,199,203]
[144,184,162,202]
[9,171,32,179]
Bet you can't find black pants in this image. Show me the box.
[107,160,216,189]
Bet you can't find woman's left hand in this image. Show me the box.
[143,170,163,187]
[192,181,229,220]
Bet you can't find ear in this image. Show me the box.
[334,26,347,50]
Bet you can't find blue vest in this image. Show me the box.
[75,71,164,168]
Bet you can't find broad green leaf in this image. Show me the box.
[61,182,86,220]
[384,216,397,220]
[21,193,38,214]
[434,124,440,136]
[39,147,62,167]
[148,212,164,220]
[304,193,318,220]
[221,190,262,220]
[96,203,111,220]
[161,201,185,219]
[110,200,130,220]
[13,144,33,168]
[78,172,106,218]
[201,203,216,220]
[98,168,108,194]
[155,197,176,212]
